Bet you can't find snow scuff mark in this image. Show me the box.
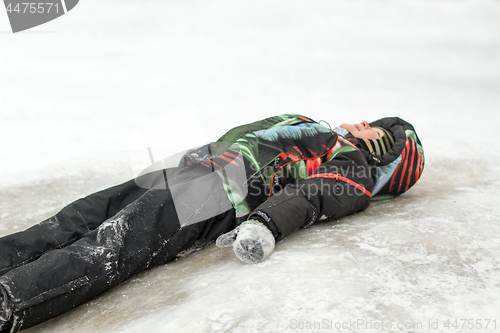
[96,212,129,247]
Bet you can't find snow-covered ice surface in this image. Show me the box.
[1,0,500,331]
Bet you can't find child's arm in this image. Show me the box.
[218,149,373,263]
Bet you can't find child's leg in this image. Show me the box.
[0,166,235,332]
[0,169,168,276]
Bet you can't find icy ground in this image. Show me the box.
[1,0,500,332]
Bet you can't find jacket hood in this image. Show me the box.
[357,117,425,197]
[367,117,423,166]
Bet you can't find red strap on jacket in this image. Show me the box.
[310,173,372,198]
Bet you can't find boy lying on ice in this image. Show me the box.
[0,114,424,332]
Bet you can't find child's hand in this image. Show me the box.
[216,219,275,264]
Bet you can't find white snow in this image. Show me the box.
[1,0,500,332]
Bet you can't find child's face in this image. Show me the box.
[339,121,384,140]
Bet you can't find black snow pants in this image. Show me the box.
[0,164,235,332]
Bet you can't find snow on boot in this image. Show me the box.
[0,284,12,332]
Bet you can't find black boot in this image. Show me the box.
[0,284,12,332]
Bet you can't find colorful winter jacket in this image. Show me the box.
[181,114,424,240]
